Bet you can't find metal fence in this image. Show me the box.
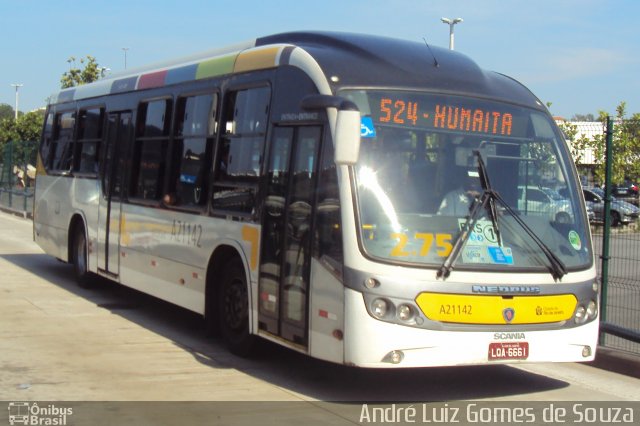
[594,117,640,355]
[0,140,37,218]
[571,118,640,355]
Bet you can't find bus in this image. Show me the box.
[34,32,598,368]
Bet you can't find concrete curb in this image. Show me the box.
[588,346,640,379]
[0,205,32,219]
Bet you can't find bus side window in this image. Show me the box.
[74,108,104,174]
[130,99,172,201]
[313,136,343,273]
[50,111,76,171]
[40,112,54,170]
[167,93,217,208]
[211,86,270,215]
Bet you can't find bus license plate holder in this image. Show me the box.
[488,342,529,361]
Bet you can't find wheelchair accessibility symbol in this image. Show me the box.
[360,117,377,138]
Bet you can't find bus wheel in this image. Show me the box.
[72,227,92,288]
[219,258,255,356]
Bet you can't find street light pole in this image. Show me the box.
[122,47,129,69]
[10,83,23,120]
[441,17,463,50]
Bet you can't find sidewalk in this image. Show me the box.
[1,209,639,405]
[0,212,305,401]
[589,347,640,379]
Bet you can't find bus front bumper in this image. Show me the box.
[343,288,599,368]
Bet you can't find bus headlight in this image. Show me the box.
[574,305,587,323]
[397,304,414,322]
[371,298,389,319]
[586,300,598,319]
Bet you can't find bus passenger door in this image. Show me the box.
[97,112,131,276]
[258,126,321,347]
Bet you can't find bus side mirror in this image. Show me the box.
[300,94,361,166]
[334,109,361,166]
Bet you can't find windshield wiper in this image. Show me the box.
[476,150,503,248]
[437,188,492,279]
[437,151,567,281]
[489,191,567,281]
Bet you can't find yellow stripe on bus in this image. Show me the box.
[241,225,260,271]
[415,292,577,324]
[234,46,281,73]
[36,154,47,176]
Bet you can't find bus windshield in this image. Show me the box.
[341,90,592,272]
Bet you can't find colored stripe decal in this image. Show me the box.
[138,70,168,89]
[35,154,47,177]
[51,43,293,101]
[165,64,198,85]
[111,76,138,94]
[57,89,75,103]
[196,54,236,79]
[234,46,280,73]
[241,225,260,271]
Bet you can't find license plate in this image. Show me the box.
[488,342,529,361]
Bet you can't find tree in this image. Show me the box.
[0,109,45,168]
[0,103,15,121]
[60,55,107,88]
[558,121,589,165]
[571,113,596,121]
[571,102,640,184]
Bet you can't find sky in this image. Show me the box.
[1,0,638,119]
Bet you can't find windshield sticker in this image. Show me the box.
[361,116,377,138]
[568,230,582,250]
[458,219,499,246]
[488,246,514,264]
[462,245,513,265]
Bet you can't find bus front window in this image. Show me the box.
[343,90,592,272]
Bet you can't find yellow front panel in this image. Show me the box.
[415,292,577,324]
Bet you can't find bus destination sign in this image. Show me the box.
[376,97,514,136]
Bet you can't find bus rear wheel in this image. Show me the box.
[72,226,92,288]
[219,258,256,356]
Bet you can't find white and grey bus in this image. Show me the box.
[34,32,598,367]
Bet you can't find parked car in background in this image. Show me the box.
[612,180,639,199]
[517,186,573,223]
[585,203,596,223]
[582,187,640,226]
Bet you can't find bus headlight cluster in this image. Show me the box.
[371,298,389,318]
[574,300,598,324]
[397,304,414,322]
[370,298,415,323]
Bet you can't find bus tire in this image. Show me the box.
[72,226,92,288]
[219,258,256,356]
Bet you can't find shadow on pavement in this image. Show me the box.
[1,252,570,402]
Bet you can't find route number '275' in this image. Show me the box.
[390,233,453,258]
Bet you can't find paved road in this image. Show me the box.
[1,211,639,424]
